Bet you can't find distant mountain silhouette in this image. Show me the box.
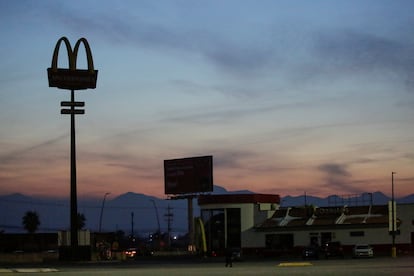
[1,187,413,235]
[280,191,412,207]
[0,185,249,235]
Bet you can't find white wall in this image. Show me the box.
[396,204,414,245]
[202,203,414,250]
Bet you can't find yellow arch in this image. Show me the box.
[195,217,207,254]
[50,36,95,72]
[73,37,95,72]
[50,37,74,71]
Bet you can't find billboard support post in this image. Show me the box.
[188,196,194,251]
[169,194,197,252]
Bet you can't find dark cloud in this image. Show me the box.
[0,134,67,164]
[318,163,351,177]
[159,107,246,125]
[0,0,36,17]
[404,153,414,161]
[312,30,414,81]
[203,43,274,76]
[44,4,276,78]
[212,149,295,176]
[398,177,414,183]
[105,161,160,180]
[157,98,312,126]
[211,150,275,174]
[211,150,254,170]
[317,163,364,194]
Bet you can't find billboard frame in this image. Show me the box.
[164,155,213,195]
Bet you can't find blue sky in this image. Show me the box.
[1,0,413,199]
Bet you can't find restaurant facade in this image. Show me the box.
[197,194,414,256]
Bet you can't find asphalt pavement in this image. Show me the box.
[1,255,414,275]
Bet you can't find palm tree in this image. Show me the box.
[22,211,40,233]
[77,213,86,230]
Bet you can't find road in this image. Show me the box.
[1,256,413,275]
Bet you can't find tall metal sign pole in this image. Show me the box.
[47,37,98,259]
[391,171,396,258]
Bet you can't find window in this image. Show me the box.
[201,209,225,253]
[200,208,241,253]
[350,231,365,237]
[226,208,241,248]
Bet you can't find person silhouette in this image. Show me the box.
[225,248,233,267]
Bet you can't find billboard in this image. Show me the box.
[164,156,213,195]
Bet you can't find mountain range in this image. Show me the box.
[1,186,413,235]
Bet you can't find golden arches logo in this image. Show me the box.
[47,36,98,90]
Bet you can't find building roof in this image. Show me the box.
[256,205,397,230]
[198,194,280,205]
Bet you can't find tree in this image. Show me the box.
[77,213,86,230]
[22,211,40,233]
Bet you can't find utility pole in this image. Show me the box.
[391,172,397,258]
[165,205,174,248]
[304,191,307,206]
[131,212,134,238]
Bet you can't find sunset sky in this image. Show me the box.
[1,0,413,200]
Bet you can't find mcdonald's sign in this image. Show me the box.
[47,37,98,90]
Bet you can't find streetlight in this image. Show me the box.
[391,172,396,258]
[150,199,161,234]
[99,193,110,232]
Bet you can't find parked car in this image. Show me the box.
[124,248,139,259]
[231,248,243,261]
[302,246,319,259]
[323,241,344,258]
[353,244,373,258]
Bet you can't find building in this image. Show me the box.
[198,194,414,256]
[198,194,280,255]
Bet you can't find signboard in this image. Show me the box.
[48,68,97,90]
[388,201,397,232]
[47,37,98,90]
[164,156,213,195]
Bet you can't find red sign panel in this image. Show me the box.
[164,156,213,195]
